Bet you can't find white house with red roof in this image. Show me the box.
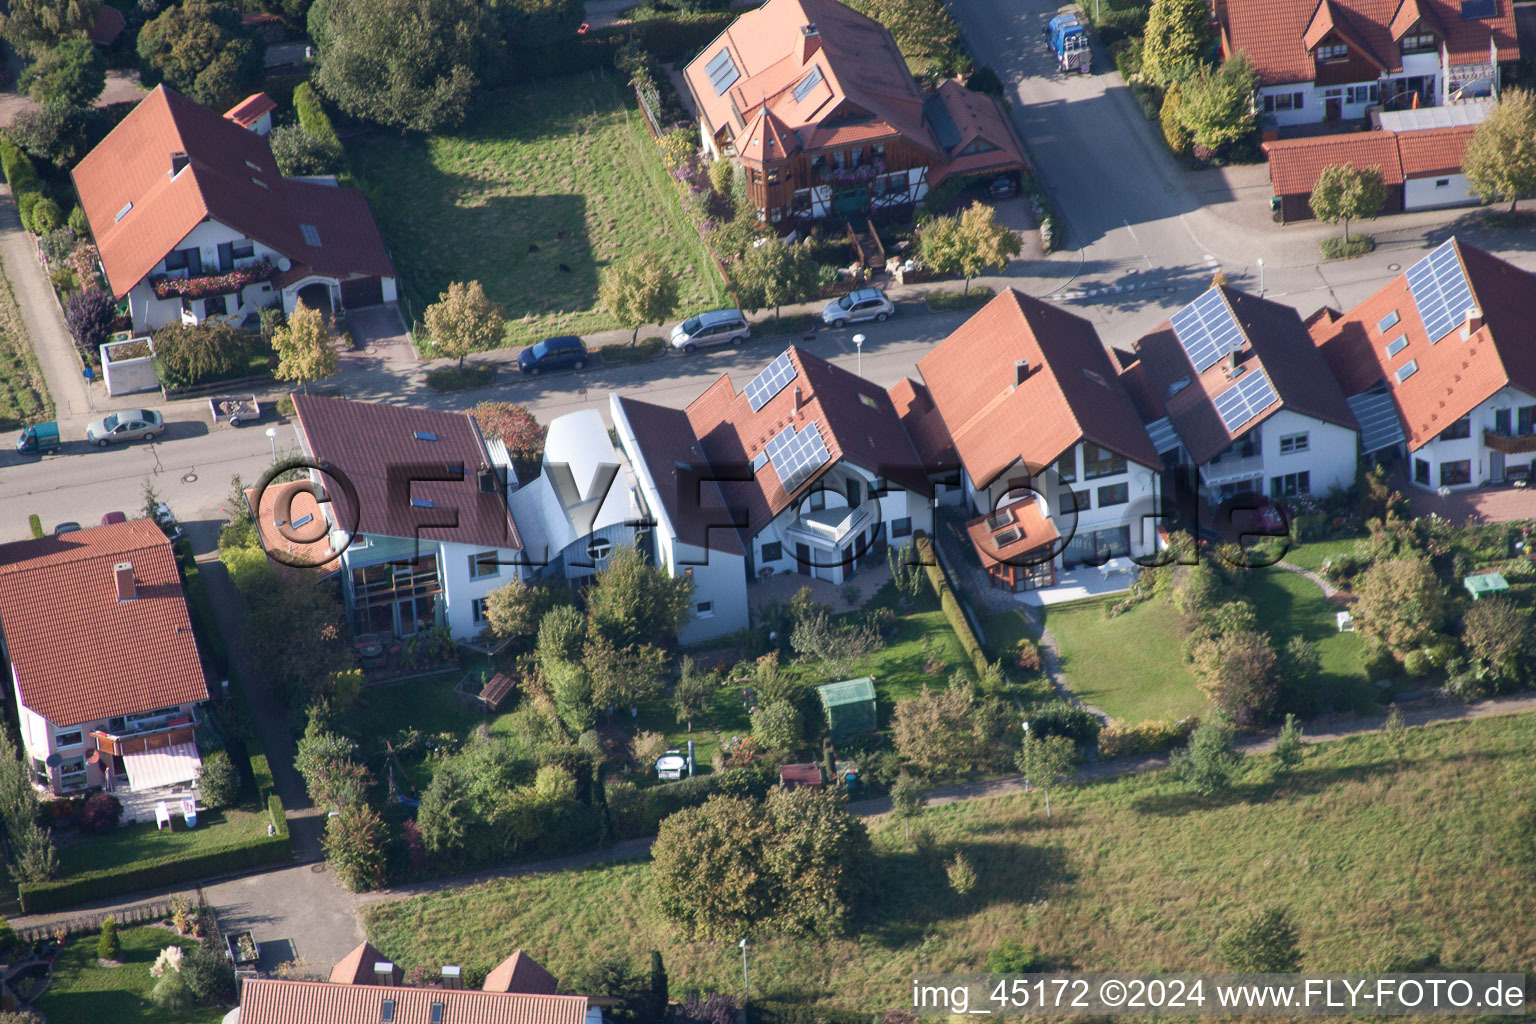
[0,521,210,797]
[1216,0,1519,128]
[612,346,933,640]
[72,85,395,332]
[894,290,1164,592]
[1121,286,1360,508]
[1311,238,1536,491]
[224,91,277,136]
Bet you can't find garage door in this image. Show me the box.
[339,276,383,309]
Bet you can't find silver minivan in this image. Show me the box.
[671,309,750,353]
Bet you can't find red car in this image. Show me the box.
[100,511,127,525]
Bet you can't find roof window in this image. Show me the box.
[114,202,132,222]
[414,431,439,442]
[244,159,262,172]
[382,1000,396,1023]
[301,223,322,247]
[1377,310,1400,333]
[411,498,435,509]
[1394,359,1419,383]
[1384,335,1408,358]
[251,176,269,190]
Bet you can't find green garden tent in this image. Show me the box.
[818,677,877,738]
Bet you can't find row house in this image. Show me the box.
[682,0,1027,224]
[1216,0,1519,127]
[73,86,396,333]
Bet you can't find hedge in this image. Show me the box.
[750,1002,878,1024]
[914,535,990,677]
[607,765,773,838]
[18,829,292,913]
[1,140,48,235]
[293,82,340,149]
[493,12,735,84]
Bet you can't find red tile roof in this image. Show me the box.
[927,81,1030,184]
[484,951,559,995]
[224,92,277,128]
[611,395,745,557]
[330,943,395,985]
[237,979,590,1024]
[1218,0,1518,86]
[684,0,940,160]
[1312,238,1536,451]
[291,396,523,552]
[1396,124,1476,176]
[73,86,394,299]
[1263,132,1404,196]
[967,501,1060,568]
[915,289,1160,490]
[89,4,125,45]
[888,378,958,469]
[1129,287,1358,465]
[685,346,931,534]
[0,521,208,728]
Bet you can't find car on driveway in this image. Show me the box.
[988,176,1018,198]
[54,522,81,535]
[86,409,163,447]
[518,335,588,375]
[152,503,183,542]
[821,288,894,328]
[671,309,750,353]
[100,511,127,525]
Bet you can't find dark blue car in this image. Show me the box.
[518,335,588,375]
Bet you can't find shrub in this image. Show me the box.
[180,943,235,1002]
[1160,85,1190,156]
[1169,714,1242,795]
[29,197,62,234]
[68,204,89,237]
[1097,717,1195,758]
[79,793,123,833]
[1014,637,1042,672]
[945,850,977,896]
[49,266,77,294]
[97,916,120,960]
[152,321,255,388]
[1402,649,1432,678]
[40,227,76,265]
[14,190,41,234]
[1219,906,1303,971]
[323,804,388,891]
[986,938,1051,973]
[1024,700,1102,747]
[268,123,344,177]
[64,287,117,357]
[197,748,240,809]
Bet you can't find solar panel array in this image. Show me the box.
[1405,241,1474,344]
[706,49,740,95]
[1169,289,1245,372]
[745,350,798,411]
[765,421,830,493]
[1213,367,1279,433]
[1347,387,1408,454]
[1460,0,1496,19]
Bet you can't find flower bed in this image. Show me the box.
[151,259,273,301]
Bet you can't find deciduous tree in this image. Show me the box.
[310,0,484,133]
[472,401,546,471]
[1190,628,1278,728]
[137,1,265,110]
[1309,164,1388,241]
[1015,731,1077,819]
[424,280,505,369]
[19,37,105,109]
[1176,54,1258,157]
[1463,87,1536,212]
[1352,556,1448,657]
[1462,595,1534,685]
[63,287,116,356]
[762,786,871,935]
[484,0,584,53]
[892,681,991,777]
[268,124,344,177]
[1169,713,1242,795]
[600,254,680,344]
[484,577,566,641]
[919,201,1021,292]
[1141,0,1207,86]
[584,634,669,710]
[1,0,99,58]
[649,795,775,939]
[271,300,339,392]
[790,607,884,678]
[671,655,715,733]
[750,699,802,754]
[586,543,693,648]
[889,772,926,839]
[729,236,821,318]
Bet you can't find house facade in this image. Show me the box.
[73,86,396,333]
[682,0,1028,224]
[0,521,209,797]
[1216,0,1519,127]
[1121,286,1360,507]
[899,289,1163,592]
[1311,238,1536,490]
[613,346,933,638]
[283,396,531,642]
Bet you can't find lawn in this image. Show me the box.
[1039,597,1206,723]
[365,710,1536,1012]
[1247,566,1375,713]
[35,924,219,1024]
[55,806,274,879]
[349,70,726,347]
[1279,534,1366,573]
[0,251,52,431]
[347,669,512,792]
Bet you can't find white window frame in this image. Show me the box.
[1278,432,1310,454]
[696,601,715,619]
[54,730,84,749]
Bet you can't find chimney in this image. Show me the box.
[170,151,189,177]
[373,961,400,986]
[799,23,821,64]
[1226,349,1239,375]
[1014,359,1030,386]
[441,966,463,990]
[114,562,136,602]
[1461,306,1483,339]
[793,386,803,409]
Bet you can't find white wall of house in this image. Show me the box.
[1404,173,1475,210]
[127,219,286,331]
[1257,409,1358,499]
[437,538,530,639]
[1408,385,1536,490]
[1257,81,1379,127]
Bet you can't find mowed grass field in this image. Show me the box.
[36,925,217,1024]
[1038,596,1206,723]
[365,711,1536,1012]
[350,70,726,347]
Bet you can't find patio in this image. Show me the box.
[1395,469,1536,525]
[1014,561,1137,607]
[747,561,894,617]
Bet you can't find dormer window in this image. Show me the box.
[1401,27,1438,53]
[1315,43,1349,60]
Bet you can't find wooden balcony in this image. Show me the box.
[1483,430,1536,455]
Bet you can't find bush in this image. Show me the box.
[1319,235,1375,260]
[29,197,62,234]
[180,943,235,1002]
[197,749,240,809]
[611,766,773,839]
[986,937,1051,973]
[15,190,42,234]
[269,123,344,177]
[68,204,89,237]
[63,287,117,357]
[79,793,123,833]
[40,227,76,266]
[97,916,120,960]
[1402,649,1432,678]
[1097,717,1195,758]
[152,321,257,388]
[1024,700,1102,747]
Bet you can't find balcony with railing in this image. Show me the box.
[783,503,875,548]
[151,257,274,301]
[1200,454,1265,489]
[1483,429,1536,455]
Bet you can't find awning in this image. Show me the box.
[124,741,202,792]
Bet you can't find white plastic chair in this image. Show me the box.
[155,801,172,830]
[181,798,198,828]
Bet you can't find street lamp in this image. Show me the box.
[1257,258,1265,297]
[739,938,750,1007]
[852,333,866,377]
[265,426,279,462]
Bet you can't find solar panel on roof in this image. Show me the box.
[792,66,824,103]
[1405,240,1475,344]
[745,350,798,411]
[765,421,830,494]
[1169,289,1245,372]
[1213,368,1278,433]
[706,49,740,95]
[1347,387,1407,454]
[1460,0,1496,19]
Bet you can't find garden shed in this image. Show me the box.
[818,677,877,738]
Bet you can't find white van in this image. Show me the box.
[670,309,750,353]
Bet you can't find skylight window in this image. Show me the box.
[300,223,322,247]
[430,1003,445,1024]
[705,49,741,96]
[411,498,435,509]
[1377,310,1400,333]
[792,66,824,103]
[858,393,878,409]
[382,1000,396,1023]
[1395,359,1419,383]
[244,159,262,172]
[251,177,269,190]
[1385,335,1408,358]
[413,431,439,442]
[114,202,132,222]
